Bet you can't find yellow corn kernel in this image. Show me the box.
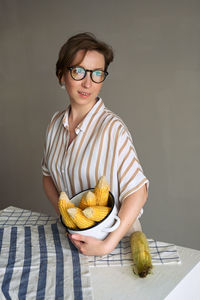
[94,176,109,206]
[67,207,96,229]
[79,191,97,209]
[83,206,111,222]
[59,192,75,209]
[130,231,153,278]
[58,199,77,229]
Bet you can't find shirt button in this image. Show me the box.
[75,128,80,134]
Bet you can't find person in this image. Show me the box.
[42,32,149,256]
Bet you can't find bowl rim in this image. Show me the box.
[60,188,115,232]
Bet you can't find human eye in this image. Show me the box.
[76,67,85,74]
[73,67,84,75]
[93,70,103,77]
[71,67,85,79]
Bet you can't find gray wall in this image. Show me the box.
[1,0,200,250]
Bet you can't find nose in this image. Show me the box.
[81,72,92,88]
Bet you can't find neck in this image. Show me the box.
[69,98,98,123]
[68,97,98,128]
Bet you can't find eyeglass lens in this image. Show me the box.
[70,67,106,83]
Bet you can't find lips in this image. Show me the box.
[78,91,91,97]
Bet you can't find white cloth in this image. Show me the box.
[0,223,93,300]
[0,206,58,227]
[0,207,181,270]
[88,235,181,267]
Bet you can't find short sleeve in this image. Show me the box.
[41,111,60,177]
[117,128,149,203]
[41,145,50,176]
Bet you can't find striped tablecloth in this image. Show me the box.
[0,207,93,300]
[0,206,181,299]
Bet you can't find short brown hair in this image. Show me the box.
[56,32,114,84]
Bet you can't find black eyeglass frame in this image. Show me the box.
[67,66,109,83]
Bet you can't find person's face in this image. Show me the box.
[62,50,105,108]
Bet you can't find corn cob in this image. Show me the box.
[67,207,96,229]
[59,191,69,202]
[130,231,153,278]
[94,176,109,206]
[79,191,97,209]
[58,199,77,229]
[59,192,75,208]
[83,206,111,222]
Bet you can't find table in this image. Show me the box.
[90,245,200,300]
[1,207,200,300]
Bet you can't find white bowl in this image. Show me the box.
[60,189,120,240]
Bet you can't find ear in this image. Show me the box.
[61,74,65,83]
[59,74,65,88]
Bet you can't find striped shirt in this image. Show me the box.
[42,98,149,208]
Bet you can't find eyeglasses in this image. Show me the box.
[67,66,108,83]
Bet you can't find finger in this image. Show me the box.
[68,235,82,249]
[68,234,85,246]
[70,234,87,242]
[73,240,82,249]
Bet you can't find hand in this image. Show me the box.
[67,233,110,256]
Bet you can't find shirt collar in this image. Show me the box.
[62,98,105,132]
[62,107,70,129]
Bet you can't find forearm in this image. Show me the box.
[42,175,60,215]
[104,184,148,253]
